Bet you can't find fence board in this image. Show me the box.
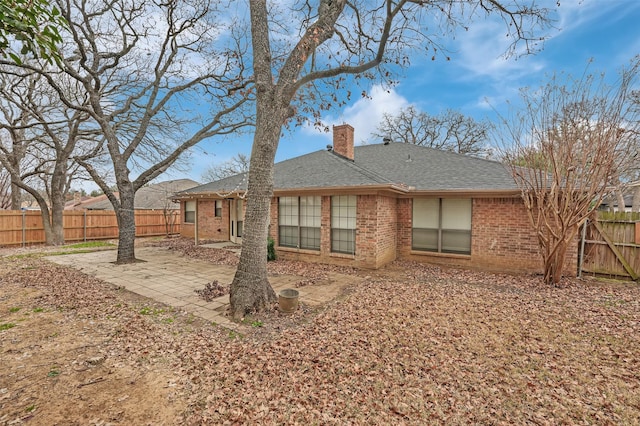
[581,213,640,280]
[0,210,181,246]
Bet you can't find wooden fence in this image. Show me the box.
[0,209,181,246]
[580,212,640,280]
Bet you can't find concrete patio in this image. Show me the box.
[45,246,358,330]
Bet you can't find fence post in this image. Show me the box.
[22,210,26,248]
[84,210,87,242]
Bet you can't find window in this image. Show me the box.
[412,198,471,254]
[331,195,356,254]
[184,201,196,224]
[214,200,222,217]
[278,196,321,250]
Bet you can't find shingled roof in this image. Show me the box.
[177,142,518,197]
[87,179,200,210]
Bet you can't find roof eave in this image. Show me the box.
[404,188,522,198]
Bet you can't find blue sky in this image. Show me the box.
[165,0,640,185]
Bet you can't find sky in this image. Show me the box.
[162,0,640,186]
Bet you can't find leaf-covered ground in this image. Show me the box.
[1,244,639,424]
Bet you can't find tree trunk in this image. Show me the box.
[47,165,67,245]
[544,242,567,285]
[115,185,138,263]
[616,188,626,212]
[10,181,21,210]
[48,194,65,245]
[632,186,640,213]
[229,106,284,319]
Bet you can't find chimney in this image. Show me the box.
[332,124,354,161]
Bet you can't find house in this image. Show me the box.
[68,179,200,211]
[174,125,577,275]
[598,182,640,213]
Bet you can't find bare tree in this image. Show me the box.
[1,0,254,261]
[0,166,11,209]
[201,153,250,182]
[229,0,555,318]
[0,65,97,244]
[494,60,640,285]
[373,107,490,156]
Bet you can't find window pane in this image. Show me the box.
[185,201,196,212]
[184,211,195,224]
[331,195,356,229]
[441,199,472,230]
[279,225,298,248]
[413,198,439,228]
[215,200,222,217]
[300,196,321,227]
[442,230,471,254]
[331,228,355,254]
[300,227,320,250]
[279,197,299,226]
[412,228,438,251]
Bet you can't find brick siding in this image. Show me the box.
[182,194,578,276]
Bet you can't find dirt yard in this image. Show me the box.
[1,239,639,425]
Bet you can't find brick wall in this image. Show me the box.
[375,195,397,267]
[184,194,578,277]
[398,197,578,276]
[471,197,543,273]
[197,199,229,240]
[180,199,229,241]
[180,201,194,238]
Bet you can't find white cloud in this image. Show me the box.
[306,85,411,144]
[453,18,548,80]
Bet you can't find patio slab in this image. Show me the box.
[45,247,360,330]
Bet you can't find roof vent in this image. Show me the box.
[383,137,391,145]
[326,144,333,151]
[406,154,412,162]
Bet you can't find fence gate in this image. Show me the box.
[580,213,640,281]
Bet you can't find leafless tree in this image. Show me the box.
[201,153,250,182]
[229,0,555,318]
[494,59,640,285]
[1,0,254,261]
[0,65,98,244]
[0,166,11,209]
[373,107,490,156]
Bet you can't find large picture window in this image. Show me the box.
[412,198,471,254]
[331,195,356,255]
[184,201,196,224]
[278,196,321,250]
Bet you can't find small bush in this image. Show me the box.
[267,236,277,261]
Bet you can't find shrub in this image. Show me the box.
[267,236,277,261]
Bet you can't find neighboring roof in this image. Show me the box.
[177,143,518,197]
[87,179,200,210]
[65,194,111,210]
[600,192,637,209]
